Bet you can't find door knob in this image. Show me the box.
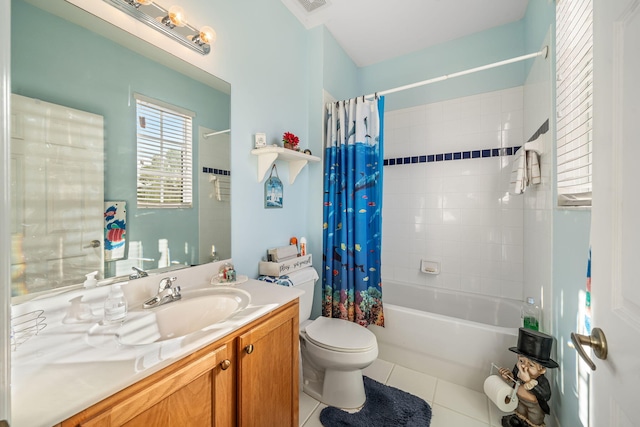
[220,359,231,370]
[570,327,608,371]
[84,239,101,248]
[245,344,254,354]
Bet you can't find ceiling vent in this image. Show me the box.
[297,0,328,13]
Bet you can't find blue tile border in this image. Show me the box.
[383,145,522,167]
[202,167,231,176]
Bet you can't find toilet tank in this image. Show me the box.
[286,267,318,323]
[296,279,315,323]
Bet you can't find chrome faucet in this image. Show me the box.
[129,266,149,280]
[143,276,181,309]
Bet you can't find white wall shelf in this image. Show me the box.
[251,146,320,184]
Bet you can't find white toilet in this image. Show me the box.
[290,267,378,409]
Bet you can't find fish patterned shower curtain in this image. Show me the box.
[322,96,385,327]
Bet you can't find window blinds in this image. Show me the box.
[556,0,593,207]
[136,97,193,208]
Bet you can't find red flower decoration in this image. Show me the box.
[282,132,299,149]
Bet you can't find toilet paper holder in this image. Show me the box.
[489,363,520,403]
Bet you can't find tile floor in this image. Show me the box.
[299,358,509,427]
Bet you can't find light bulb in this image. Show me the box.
[197,26,216,45]
[167,5,185,27]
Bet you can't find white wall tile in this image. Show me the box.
[501,87,524,112]
[481,94,502,116]
[500,279,524,301]
[442,273,462,291]
[382,87,524,302]
[480,112,503,134]
[460,275,483,294]
[501,128,524,147]
[501,209,524,228]
[442,209,461,225]
[481,277,502,297]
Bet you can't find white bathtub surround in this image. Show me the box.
[369,281,519,392]
[382,87,525,302]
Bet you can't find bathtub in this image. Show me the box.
[368,281,520,392]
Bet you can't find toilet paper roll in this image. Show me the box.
[484,375,519,412]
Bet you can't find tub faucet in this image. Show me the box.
[129,266,149,280]
[143,276,181,309]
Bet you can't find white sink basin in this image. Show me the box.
[116,287,251,346]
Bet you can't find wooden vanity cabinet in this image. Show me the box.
[60,300,299,427]
[237,301,299,427]
[62,341,233,427]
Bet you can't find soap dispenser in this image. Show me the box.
[103,285,128,324]
[84,271,98,288]
[62,296,95,324]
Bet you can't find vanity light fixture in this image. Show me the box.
[191,25,217,47]
[161,5,185,28]
[104,0,215,55]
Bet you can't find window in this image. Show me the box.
[135,94,194,208]
[556,0,593,207]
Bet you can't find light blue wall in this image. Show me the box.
[322,28,360,101]
[177,0,318,276]
[11,0,230,273]
[524,0,556,72]
[359,21,526,111]
[187,2,362,281]
[551,210,590,427]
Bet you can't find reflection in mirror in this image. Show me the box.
[10,0,231,298]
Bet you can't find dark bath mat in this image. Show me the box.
[319,376,432,427]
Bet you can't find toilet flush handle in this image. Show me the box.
[245,344,254,354]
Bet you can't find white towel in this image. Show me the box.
[510,147,527,194]
[526,150,541,185]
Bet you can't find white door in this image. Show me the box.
[10,94,104,294]
[590,0,640,425]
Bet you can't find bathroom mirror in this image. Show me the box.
[10,0,231,299]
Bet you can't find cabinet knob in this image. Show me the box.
[244,344,254,354]
[220,359,231,370]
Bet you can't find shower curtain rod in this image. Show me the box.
[365,46,548,99]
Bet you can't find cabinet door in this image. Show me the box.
[68,343,232,427]
[122,373,211,426]
[237,302,299,427]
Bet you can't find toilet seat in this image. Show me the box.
[304,316,377,353]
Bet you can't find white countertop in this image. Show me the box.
[10,264,303,427]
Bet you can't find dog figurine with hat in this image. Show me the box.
[498,327,558,427]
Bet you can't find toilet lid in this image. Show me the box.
[304,316,377,352]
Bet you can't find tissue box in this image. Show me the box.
[259,254,312,277]
[267,244,299,262]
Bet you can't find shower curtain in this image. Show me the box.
[322,96,385,327]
